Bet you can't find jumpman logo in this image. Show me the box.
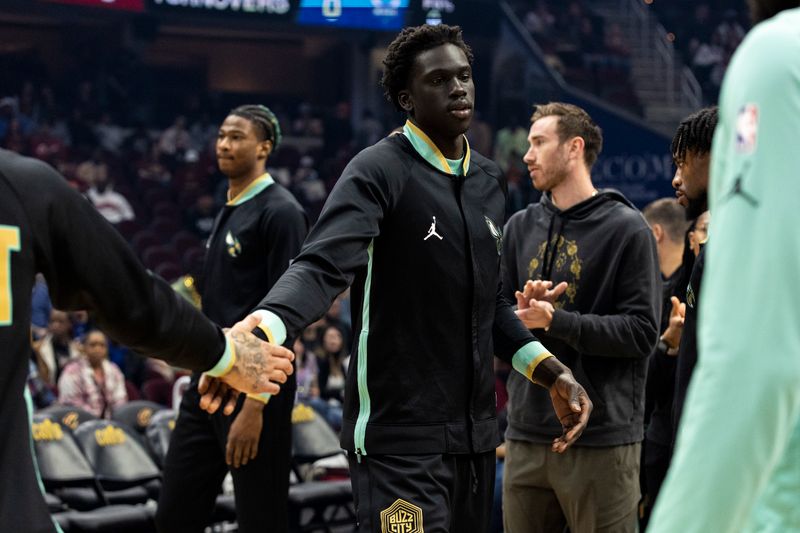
[721,163,759,208]
[424,216,443,241]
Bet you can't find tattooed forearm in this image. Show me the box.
[230,329,271,392]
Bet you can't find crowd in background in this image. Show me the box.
[651,0,749,102]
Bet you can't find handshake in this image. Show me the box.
[202,314,294,415]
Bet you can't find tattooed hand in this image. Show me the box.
[198,314,294,415]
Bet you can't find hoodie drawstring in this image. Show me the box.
[541,215,567,280]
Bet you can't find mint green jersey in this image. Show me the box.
[649,8,800,533]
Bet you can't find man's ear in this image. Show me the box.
[398,90,413,114]
[568,136,585,162]
[257,139,273,161]
[651,223,664,244]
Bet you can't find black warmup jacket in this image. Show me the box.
[502,191,661,446]
[0,149,226,533]
[201,182,308,336]
[672,244,705,441]
[191,179,308,394]
[256,134,541,456]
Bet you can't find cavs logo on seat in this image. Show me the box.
[380,499,423,533]
[136,408,153,427]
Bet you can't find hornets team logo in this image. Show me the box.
[225,231,242,258]
[380,499,423,533]
[484,216,503,256]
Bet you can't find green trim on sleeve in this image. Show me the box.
[254,309,287,345]
[511,341,554,381]
[205,336,235,377]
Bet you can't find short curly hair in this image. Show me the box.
[381,24,474,112]
[531,102,604,169]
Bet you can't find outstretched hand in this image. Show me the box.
[548,372,592,453]
[198,314,295,415]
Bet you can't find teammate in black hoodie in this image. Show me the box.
[502,103,661,533]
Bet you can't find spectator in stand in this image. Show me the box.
[190,113,218,154]
[323,295,352,348]
[714,9,746,52]
[292,155,327,218]
[35,309,81,387]
[185,193,217,241]
[28,354,56,410]
[292,102,323,137]
[86,172,136,224]
[523,0,556,39]
[494,114,530,173]
[67,108,97,153]
[58,329,128,419]
[467,110,493,157]
[312,325,347,431]
[94,112,128,155]
[2,117,27,153]
[158,115,191,167]
[323,101,354,158]
[30,274,53,338]
[293,338,320,404]
[0,98,16,142]
[354,109,384,149]
[29,120,66,164]
[316,326,348,406]
[75,148,109,188]
[137,144,172,185]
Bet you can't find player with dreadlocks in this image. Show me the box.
[156,105,308,533]
[667,106,718,441]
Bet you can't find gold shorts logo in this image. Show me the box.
[380,499,423,533]
[32,419,64,441]
[95,426,126,447]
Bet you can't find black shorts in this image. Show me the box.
[348,451,496,532]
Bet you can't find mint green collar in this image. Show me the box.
[402,120,470,176]
[226,173,274,206]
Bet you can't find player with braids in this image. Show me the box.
[229,104,283,149]
[667,106,717,437]
[670,106,718,172]
[156,104,308,533]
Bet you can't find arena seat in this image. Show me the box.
[73,420,161,506]
[289,403,356,531]
[144,409,176,468]
[39,405,97,431]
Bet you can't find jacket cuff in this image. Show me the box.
[511,341,554,382]
[252,309,287,345]
[547,309,577,340]
[205,336,236,377]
